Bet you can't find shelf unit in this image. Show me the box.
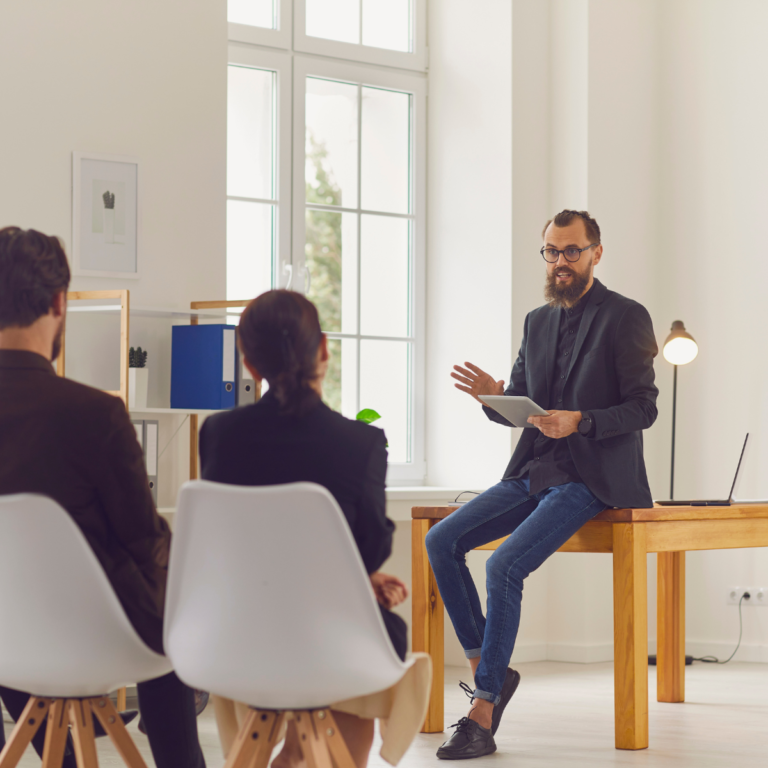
[57,292,259,477]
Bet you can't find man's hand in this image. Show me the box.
[451,362,505,404]
[527,410,582,439]
[370,572,408,609]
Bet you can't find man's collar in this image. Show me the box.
[587,278,607,304]
[0,349,55,373]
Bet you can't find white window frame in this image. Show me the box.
[228,0,292,50]
[227,44,293,296]
[292,55,426,483]
[294,0,428,72]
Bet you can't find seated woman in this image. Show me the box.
[199,289,409,768]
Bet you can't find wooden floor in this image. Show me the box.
[5,661,767,767]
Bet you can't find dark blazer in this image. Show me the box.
[200,391,406,658]
[0,351,170,654]
[485,279,659,508]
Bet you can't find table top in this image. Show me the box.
[411,504,768,522]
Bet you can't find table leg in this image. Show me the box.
[412,518,444,733]
[612,523,648,750]
[657,551,685,702]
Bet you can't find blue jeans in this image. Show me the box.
[425,477,606,704]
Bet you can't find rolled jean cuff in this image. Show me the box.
[464,648,482,660]
[473,688,501,706]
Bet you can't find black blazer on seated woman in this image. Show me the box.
[199,389,407,659]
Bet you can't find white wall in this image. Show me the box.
[425,0,515,491]
[0,0,227,309]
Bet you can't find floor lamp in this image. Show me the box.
[662,320,699,499]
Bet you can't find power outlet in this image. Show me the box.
[727,587,767,606]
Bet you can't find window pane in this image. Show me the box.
[306,78,358,208]
[306,0,360,44]
[361,87,410,214]
[360,340,410,462]
[360,215,409,337]
[228,0,275,29]
[362,0,411,52]
[227,200,274,300]
[228,66,275,200]
[306,210,358,334]
[324,338,358,417]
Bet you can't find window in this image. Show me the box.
[296,0,427,70]
[227,4,425,482]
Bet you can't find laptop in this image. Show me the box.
[656,433,757,506]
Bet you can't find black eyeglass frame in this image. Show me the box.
[540,243,600,263]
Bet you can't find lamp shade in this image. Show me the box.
[663,320,698,366]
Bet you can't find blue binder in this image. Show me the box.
[171,324,237,410]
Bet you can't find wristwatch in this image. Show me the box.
[578,412,594,437]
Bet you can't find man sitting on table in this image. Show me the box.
[426,210,659,760]
[0,227,205,768]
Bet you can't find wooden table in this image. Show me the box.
[411,503,768,750]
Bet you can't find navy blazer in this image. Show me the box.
[484,279,659,508]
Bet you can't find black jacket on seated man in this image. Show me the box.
[200,390,408,660]
[484,279,659,508]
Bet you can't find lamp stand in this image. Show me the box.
[670,364,678,499]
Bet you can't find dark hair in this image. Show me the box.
[0,227,71,330]
[542,210,601,244]
[238,290,323,417]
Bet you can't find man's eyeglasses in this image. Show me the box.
[540,243,599,263]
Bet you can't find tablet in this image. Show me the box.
[479,395,550,428]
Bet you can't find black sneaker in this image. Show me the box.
[491,668,521,736]
[436,717,496,760]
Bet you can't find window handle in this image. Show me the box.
[303,266,312,295]
[282,263,293,290]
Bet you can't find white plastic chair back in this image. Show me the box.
[165,480,411,709]
[0,494,172,697]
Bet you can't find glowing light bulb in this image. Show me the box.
[662,321,698,366]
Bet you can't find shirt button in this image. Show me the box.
[570,330,574,334]
[564,352,568,356]
[535,457,540,461]
[558,398,563,403]
[560,375,565,379]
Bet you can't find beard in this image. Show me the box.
[544,262,592,308]
[51,318,65,362]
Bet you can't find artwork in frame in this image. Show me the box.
[72,152,139,279]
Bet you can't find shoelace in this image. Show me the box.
[459,680,475,704]
[447,716,473,733]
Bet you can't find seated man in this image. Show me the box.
[0,227,205,768]
[428,210,659,759]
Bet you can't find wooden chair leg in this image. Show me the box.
[311,710,356,768]
[68,700,99,768]
[0,696,50,768]
[248,711,284,768]
[42,699,70,768]
[90,697,148,768]
[116,688,127,713]
[223,710,280,768]
[293,712,332,768]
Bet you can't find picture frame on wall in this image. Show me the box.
[72,151,140,279]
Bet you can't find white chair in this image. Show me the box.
[165,480,426,768]
[0,494,173,768]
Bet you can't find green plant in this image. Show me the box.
[356,408,381,425]
[102,190,115,209]
[129,347,147,368]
